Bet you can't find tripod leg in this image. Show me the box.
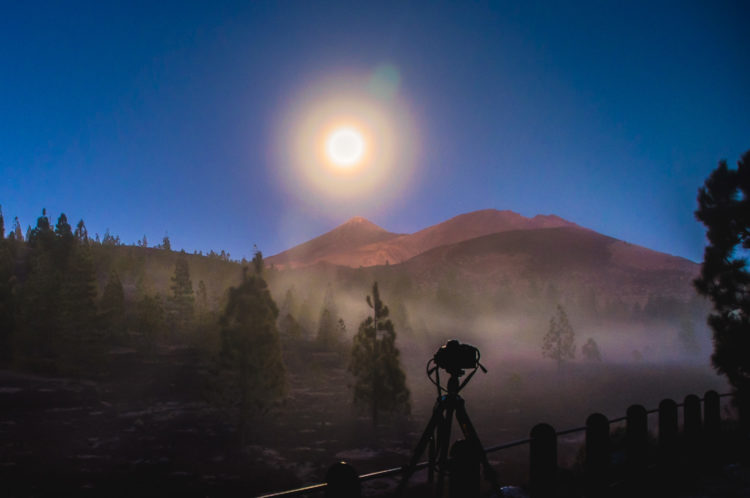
[454,399,502,493]
[435,399,455,498]
[397,400,444,496]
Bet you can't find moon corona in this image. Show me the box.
[274,72,419,216]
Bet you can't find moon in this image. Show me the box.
[326,127,365,168]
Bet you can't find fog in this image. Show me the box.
[268,264,725,455]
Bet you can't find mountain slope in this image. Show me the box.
[397,226,698,301]
[268,209,579,269]
[266,217,401,269]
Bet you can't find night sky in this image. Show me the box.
[2,1,748,262]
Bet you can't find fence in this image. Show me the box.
[258,390,733,497]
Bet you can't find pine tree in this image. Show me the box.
[13,217,23,241]
[0,229,14,363]
[136,293,165,351]
[168,254,194,333]
[542,305,576,369]
[278,312,303,341]
[196,280,208,311]
[316,285,343,348]
[55,213,74,272]
[19,210,60,360]
[219,252,286,440]
[0,205,4,240]
[694,150,750,422]
[100,270,126,342]
[581,337,602,362]
[349,282,410,427]
[58,242,99,371]
[316,307,337,348]
[74,220,89,244]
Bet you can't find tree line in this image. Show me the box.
[0,207,411,430]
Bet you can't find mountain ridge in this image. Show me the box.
[267,209,582,269]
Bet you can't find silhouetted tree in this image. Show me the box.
[100,270,126,341]
[13,217,23,241]
[316,307,337,347]
[74,220,89,244]
[196,280,208,311]
[0,228,14,363]
[316,285,343,348]
[102,229,120,246]
[542,305,576,369]
[694,150,750,422]
[136,293,165,351]
[349,282,410,427]
[0,205,4,241]
[280,286,299,318]
[19,210,60,360]
[168,254,194,333]
[58,242,99,371]
[219,252,286,441]
[278,312,303,341]
[12,217,23,241]
[161,235,171,251]
[581,337,602,362]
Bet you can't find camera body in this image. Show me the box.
[433,339,479,374]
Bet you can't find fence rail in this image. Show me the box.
[258,391,733,497]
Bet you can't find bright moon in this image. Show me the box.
[326,127,365,167]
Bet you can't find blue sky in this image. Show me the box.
[1,1,748,262]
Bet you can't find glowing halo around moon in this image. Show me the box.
[273,70,420,217]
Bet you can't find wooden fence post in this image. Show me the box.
[704,390,721,462]
[585,413,610,496]
[325,461,361,498]
[658,398,678,471]
[684,394,702,465]
[449,439,480,498]
[626,404,648,479]
[529,423,557,498]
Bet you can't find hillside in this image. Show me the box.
[266,217,401,269]
[395,226,698,302]
[267,209,578,268]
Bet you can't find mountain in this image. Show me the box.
[267,209,702,328]
[267,209,579,269]
[396,226,698,301]
[266,217,401,269]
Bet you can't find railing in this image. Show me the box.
[258,390,733,497]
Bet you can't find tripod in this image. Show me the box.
[397,363,500,497]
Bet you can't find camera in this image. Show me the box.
[433,339,480,374]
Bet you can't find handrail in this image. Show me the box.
[256,391,733,497]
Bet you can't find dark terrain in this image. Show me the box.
[0,338,731,497]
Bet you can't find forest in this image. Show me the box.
[0,205,726,496]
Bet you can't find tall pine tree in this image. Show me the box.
[100,270,126,342]
[542,305,576,370]
[349,282,410,427]
[219,251,286,441]
[694,150,750,424]
[168,253,194,334]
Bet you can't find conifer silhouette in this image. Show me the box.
[349,282,410,427]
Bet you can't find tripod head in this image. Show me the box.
[427,339,487,396]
